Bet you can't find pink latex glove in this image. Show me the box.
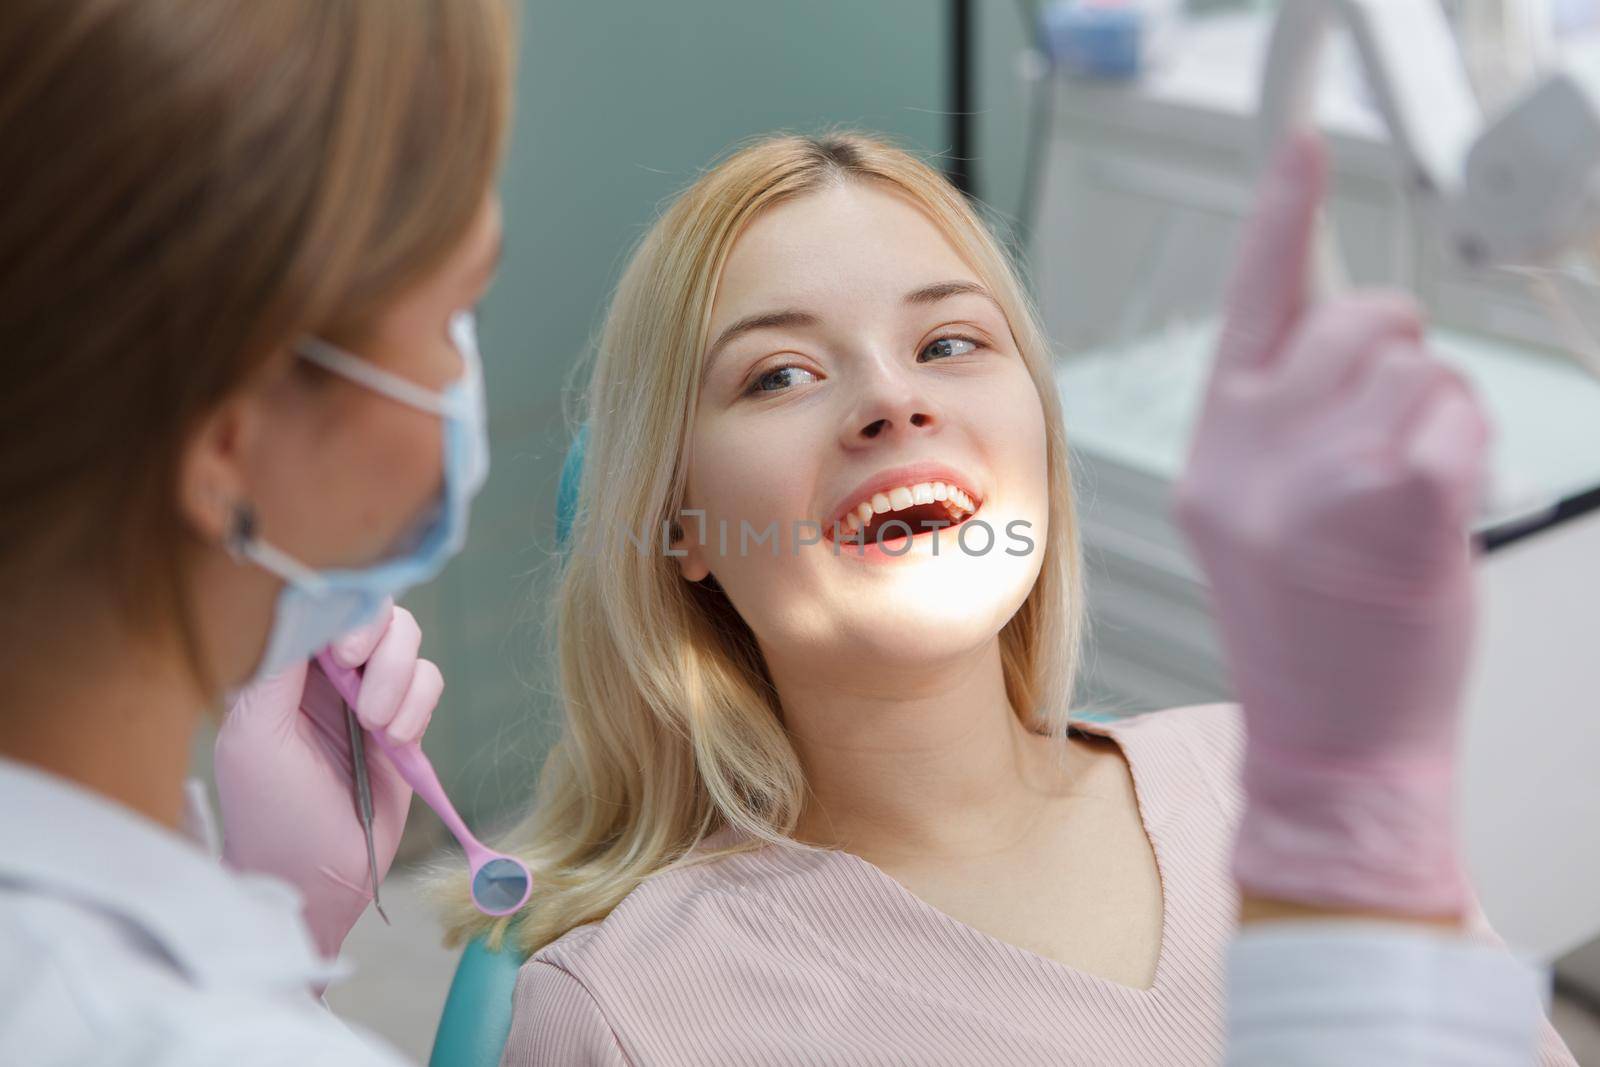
[214,601,443,959]
[1174,133,1493,918]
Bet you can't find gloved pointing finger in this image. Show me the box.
[1214,131,1328,376]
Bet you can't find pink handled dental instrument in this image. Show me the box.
[316,650,533,917]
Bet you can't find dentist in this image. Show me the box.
[0,1,513,1062]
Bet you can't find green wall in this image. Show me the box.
[407,1,1041,828]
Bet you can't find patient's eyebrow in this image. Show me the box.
[704,309,820,374]
[904,280,1001,311]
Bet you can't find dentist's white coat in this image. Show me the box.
[0,757,406,1066]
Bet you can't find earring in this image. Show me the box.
[224,502,258,560]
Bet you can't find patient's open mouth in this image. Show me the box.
[824,478,982,548]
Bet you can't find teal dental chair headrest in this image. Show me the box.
[555,422,587,550]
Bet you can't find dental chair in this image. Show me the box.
[429,935,527,1067]
[425,424,1128,1065]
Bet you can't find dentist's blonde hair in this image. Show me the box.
[445,131,1083,955]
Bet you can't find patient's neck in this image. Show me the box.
[776,639,1072,864]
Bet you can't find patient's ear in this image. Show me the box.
[669,516,711,582]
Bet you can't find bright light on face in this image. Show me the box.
[676,181,1051,677]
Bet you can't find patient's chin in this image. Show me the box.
[827,594,1019,668]
[726,530,1041,673]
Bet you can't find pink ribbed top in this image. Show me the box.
[502,704,1572,1066]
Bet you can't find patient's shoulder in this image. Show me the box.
[1134,702,1243,763]
[1086,701,1242,758]
[1088,703,1245,816]
[527,834,823,980]
[528,919,606,971]
[514,834,856,1057]
[506,950,627,1065]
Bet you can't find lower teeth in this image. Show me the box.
[843,510,971,545]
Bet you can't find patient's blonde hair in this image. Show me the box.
[444,131,1084,955]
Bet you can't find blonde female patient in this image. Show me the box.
[445,133,1572,1064]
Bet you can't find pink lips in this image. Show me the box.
[821,461,983,540]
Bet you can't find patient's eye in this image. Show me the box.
[919,336,980,362]
[748,364,817,395]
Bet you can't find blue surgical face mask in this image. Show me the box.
[231,311,489,682]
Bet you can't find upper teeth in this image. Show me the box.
[839,481,977,535]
